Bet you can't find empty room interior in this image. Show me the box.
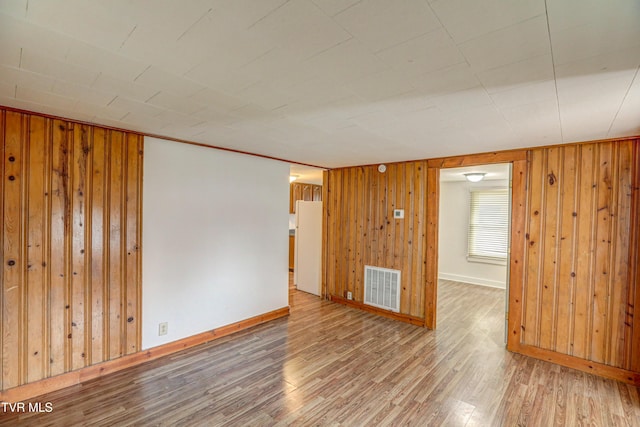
[0,1,639,425]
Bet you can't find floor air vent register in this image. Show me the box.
[364,265,401,313]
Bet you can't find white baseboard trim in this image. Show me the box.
[438,272,505,289]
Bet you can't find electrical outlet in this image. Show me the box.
[158,322,168,336]
[347,291,353,300]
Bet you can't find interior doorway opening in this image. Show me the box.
[288,165,325,302]
[436,163,512,343]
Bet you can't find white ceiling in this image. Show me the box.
[0,0,638,169]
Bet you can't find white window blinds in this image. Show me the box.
[468,189,509,261]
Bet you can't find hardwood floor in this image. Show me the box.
[2,280,639,426]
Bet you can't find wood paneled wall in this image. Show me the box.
[0,109,143,392]
[324,162,428,322]
[323,140,639,383]
[516,140,639,374]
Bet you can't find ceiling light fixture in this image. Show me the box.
[464,173,485,182]
[289,175,299,183]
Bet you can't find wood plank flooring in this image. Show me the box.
[2,279,639,426]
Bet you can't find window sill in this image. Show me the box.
[466,256,507,266]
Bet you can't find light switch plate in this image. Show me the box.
[393,209,404,219]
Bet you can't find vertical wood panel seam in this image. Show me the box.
[64,122,73,373]
[534,150,548,347]
[43,118,52,379]
[586,145,600,361]
[120,133,127,357]
[103,130,111,361]
[85,126,93,367]
[605,143,619,365]
[568,147,581,356]
[20,114,28,386]
[552,149,564,351]
[136,136,143,352]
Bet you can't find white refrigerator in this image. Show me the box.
[294,200,322,296]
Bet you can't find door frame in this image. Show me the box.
[424,150,528,352]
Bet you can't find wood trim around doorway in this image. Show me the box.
[424,151,528,332]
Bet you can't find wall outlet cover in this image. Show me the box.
[347,291,353,300]
[159,322,168,336]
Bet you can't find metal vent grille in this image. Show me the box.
[364,266,401,313]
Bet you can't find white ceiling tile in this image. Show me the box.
[0,39,21,67]
[81,102,129,122]
[608,72,640,137]
[556,70,636,107]
[25,0,135,52]
[554,46,640,82]
[459,15,550,72]
[185,59,261,94]
[134,66,204,97]
[303,38,389,85]
[546,0,640,34]
[189,88,247,113]
[0,80,15,98]
[20,49,99,87]
[119,111,166,131]
[235,81,296,111]
[91,74,158,103]
[65,41,149,82]
[16,86,77,110]
[430,0,545,44]
[0,12,72,61]
[346,70,416,102]
[0,64,55,93]
[105,0,214,38]
[430,86,493,114]
[476,54,553,94]
[551,22,640,66]
[154,110,205,128]
[375,29,466,77]
[146,91,207,116]
[109,96,166,118]
[410,63,481,97]
[0,1,28,17]
[51,80,114,107]
[501,100,563,145]
[334,0,441,53]
[490,80,556,110]
[560,101,619,142]
[310,0,361,17]
[246,0,352,60]
[238,47,318,89]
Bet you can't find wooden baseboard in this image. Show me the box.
[511,343,640,386]
[0,306,290,403]
[328,295,425,327]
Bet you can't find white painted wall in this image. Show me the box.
[438,179,508,289]
[142,137,289,349]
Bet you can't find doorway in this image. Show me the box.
[424,153,527,352]
[437,163,511,343]
[288,165,325,302]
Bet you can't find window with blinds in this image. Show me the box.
[467,188,509,263]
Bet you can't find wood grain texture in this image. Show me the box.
[289,182,322,213]
[518,140,639,373]
[1,282,637,426]
[507,159,527,351]
[324,162,428,320]
[0,108,143,393]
